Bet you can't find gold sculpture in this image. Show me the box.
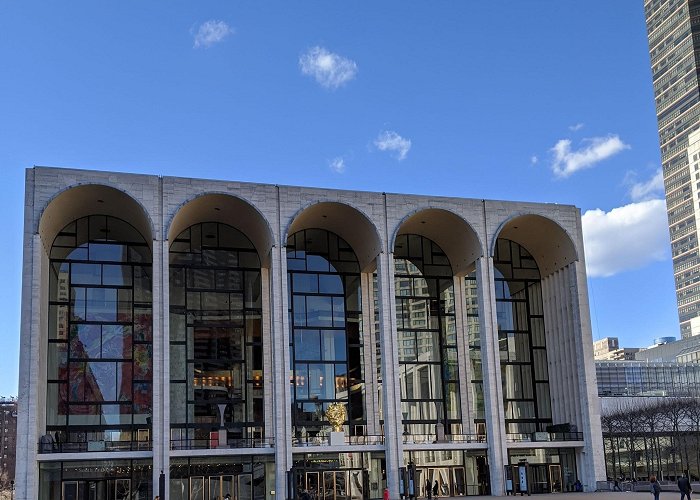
[325,403,347,433]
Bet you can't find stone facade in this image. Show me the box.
[17,167,605,499]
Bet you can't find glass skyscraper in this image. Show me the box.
[644,0,700,337]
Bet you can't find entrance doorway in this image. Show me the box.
[189,474,253,500]
[297,470,366,500]
[61,479,135,500]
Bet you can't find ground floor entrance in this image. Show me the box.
[38,460,152,500]
[507,448,577,494]
[180,474,253,500]
[291,452,385,500]
[405,450,490,496]
[170,456,273,500]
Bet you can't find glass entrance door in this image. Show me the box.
[238,474,253,500]
[61,480,132,500]
[323,471,347,500]
[548,465,562,493]
[304,472,320,500]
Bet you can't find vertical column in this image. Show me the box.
[452,276,474,435]
[376,251,402,498]
[568,262,606,489]
[261,266,274,441]
[476,257,507,495]
[361,272,379,435]
[17,232,43,500]
[270,243,292,499]
[153,238,170,496]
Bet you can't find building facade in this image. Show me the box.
[0,397,17,484]
[17,167,604,500]
[643,0,700,338]
[592,338,641,361]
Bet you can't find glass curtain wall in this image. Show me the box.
[46,216,153,451]
[394,234,461,437]
[169,222,264,448]
[287,229,365,439]
[39,460,152,500]
[464,274,485,439]
[494,239,552,435]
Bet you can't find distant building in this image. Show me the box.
[643,0,700,339]
[596,360,700,398]
[0,397,17,482]
[635,335,700,363]
[592,337,640,361]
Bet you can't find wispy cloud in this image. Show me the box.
[569,123,584,132]
[550,134,629,177]
[374,130,411,161]
[329,157,346,174]
[629,169,664,202]
[299,46,358,89]
[582,199,669,278]
[530,155,538,165]
[193,20,234,48]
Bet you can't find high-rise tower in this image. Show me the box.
[644,0,700,338]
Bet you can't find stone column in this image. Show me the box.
[270,244,292,499]
[376,251,403,498]
[152,238,169,496]
[476,257,507,495]
[452,276,474,435]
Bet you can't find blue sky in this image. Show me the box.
[0,1,677,396]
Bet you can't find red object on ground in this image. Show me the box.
[383,488,389,500]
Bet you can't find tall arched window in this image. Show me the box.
[169,222,264,447]
[46,215,152,450]
[287,229,364,438]
[394,234,461,436]
[494,239,552,435]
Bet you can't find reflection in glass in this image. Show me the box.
[169,222,264,445]
[494,239,552,435]
[46,215,153,448]
[394,234,461,436]
[287,229,365,438]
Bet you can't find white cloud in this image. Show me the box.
[530,155,538,165]
[582,199,669,278]
[374,130,411,161]
[630,169,664,201]
[550,135,629,178]
[194,20,233,49]
[569,123,584,131]
[329,157,346,174]
[299,46,358,89]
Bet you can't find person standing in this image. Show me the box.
[678,474,692,500]
[432,481,438,498]
[425,480,432,499]
[650,476,661,500]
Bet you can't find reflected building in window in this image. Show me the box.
[18,167,604,500]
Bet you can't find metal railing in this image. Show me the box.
[402,433,486,444]
[292,435,385,446]
[39,439,152,453]
[506,431,583,443]
[170,437,275,450]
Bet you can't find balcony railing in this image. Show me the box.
[39,438,151,454]
[292,435,385,446]
[170,437,275,450]
[506,431,583,443]
[402,434,486,444]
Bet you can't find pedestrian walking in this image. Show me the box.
[425,480,432,499]
[678,474,692,500]
[650,476,661,500]
[432,481,438,498]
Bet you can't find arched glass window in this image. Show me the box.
[494,239,552,435]
[47,215,152,450]
[287,229,364,438]
[169,222,263,447]
[394,234,461,436]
